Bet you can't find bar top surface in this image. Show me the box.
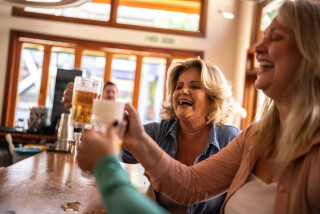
[0,151,106,213]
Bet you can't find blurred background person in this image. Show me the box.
[102,81,118,101]
[61,80,118,109]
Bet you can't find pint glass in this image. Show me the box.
[70,77,103,128]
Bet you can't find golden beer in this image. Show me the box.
[71,90,98,126]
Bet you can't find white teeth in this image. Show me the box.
[179,99,193,105]
[258,61,275,67]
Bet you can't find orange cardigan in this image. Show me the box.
[146,123,320,213]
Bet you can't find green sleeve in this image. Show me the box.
[93,155,169,214]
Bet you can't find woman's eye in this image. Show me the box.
[270,33,283,41]
[176,86,182,90]
[191,85,200,89]
[270,37,281,41]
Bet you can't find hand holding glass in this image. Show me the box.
[91,99,125,147]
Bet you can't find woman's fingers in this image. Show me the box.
[77,124,122,172]
[61,82,74,110]
[124,103,140,122]
[66,82,74,90]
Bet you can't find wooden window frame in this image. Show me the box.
[241,47,259,130]
[2,30,203,126]
[241,2,264,130]
[12,0,208,37]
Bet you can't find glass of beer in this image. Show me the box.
[70,76,103,129]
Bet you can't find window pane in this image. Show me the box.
[117,0,200,31]
[111,55,136,103]
[138,57,166,124]
[261,0,280,31]
[15,43,44,124]
[81,50,105,82]
[46,47,75,119]
[24,1,111,21]
[255,90,266,122]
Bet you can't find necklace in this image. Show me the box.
[181,126,206,136]
[181,129,201,136]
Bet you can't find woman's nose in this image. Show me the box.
[180,86,189,95]
[254,40,268,55]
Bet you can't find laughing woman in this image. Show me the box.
[68,57,241,214]
[121,58,241,214]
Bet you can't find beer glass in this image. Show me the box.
[70,76,103,129]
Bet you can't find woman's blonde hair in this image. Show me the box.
[254,0,320,172]
[160,57,236,125]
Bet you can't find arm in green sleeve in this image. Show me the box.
[93,155,169,214]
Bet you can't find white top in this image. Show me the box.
[225,173,277,214]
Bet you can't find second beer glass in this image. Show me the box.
[70,76,103,129]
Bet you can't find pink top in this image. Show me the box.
[224,173,277,214]
[146,123,320,214]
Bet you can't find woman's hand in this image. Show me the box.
[77,122,121,173]
[121,103,148,153]
[122,103,163,171]
[61,82,74,110]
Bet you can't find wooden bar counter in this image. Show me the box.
[0,151,149,213]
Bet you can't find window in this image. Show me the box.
[138,57,166,124]
[15,43,44,125]
[13,0,207,37]
[255,90,266,121]
[111,55,137,103]
[46,47,75,116]
[260,0,281,31]
[2,30,202,127]
[241,0,282,129]
[24,1,111,21]
[117,0,200,32]
[81,50,106,82]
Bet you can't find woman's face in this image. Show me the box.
[255,17,302,103]
[172,68,210,122]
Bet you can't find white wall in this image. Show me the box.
[0,0,258,128]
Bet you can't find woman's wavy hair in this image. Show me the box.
[254,0,320,172]
[160,57,236,125]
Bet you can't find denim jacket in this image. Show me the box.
[121,119,241,214]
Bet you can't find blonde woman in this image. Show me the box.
[121,58,240,214]
[69,57,240,214]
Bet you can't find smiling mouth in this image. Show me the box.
[179,99,193,106]
[258,61,275,69]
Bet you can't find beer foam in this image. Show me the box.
[74,77,103,94]
[91,100,125,124]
